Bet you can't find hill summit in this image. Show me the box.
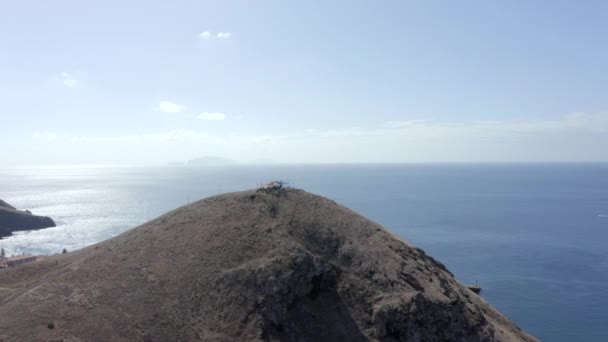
[0,189,537,341]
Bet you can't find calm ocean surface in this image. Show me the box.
[1,163,607,341]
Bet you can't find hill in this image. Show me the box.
[0,200,55,238]
[0,200,16,210]
[0,189,537,341]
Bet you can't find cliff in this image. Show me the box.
[0,189,537,341]
[0,200,56,238]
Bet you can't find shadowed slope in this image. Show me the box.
[0,189,537,341]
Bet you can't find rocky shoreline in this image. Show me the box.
[0,199,56,238]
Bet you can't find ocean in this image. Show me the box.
[1,163,607,341]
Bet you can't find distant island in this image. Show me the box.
[0,200,55,238]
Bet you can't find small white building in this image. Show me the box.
[261,180,286,189]
[4,254,37,267]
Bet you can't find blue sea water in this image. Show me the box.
[1,163,607,341]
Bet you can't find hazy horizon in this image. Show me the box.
[2,1,608,165]
[3,160,608,169]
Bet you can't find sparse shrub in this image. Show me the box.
[268,203,279,217]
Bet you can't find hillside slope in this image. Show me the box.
[0,189,537,341]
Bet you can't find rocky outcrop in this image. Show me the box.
[0,189,537,341]
[0,199,56,238]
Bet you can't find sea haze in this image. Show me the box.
[1,163,607,341]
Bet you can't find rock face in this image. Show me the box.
[0,199,56,238]
[0,189,537,341]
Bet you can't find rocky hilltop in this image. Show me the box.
[0,199,55,238]
[0,189,537,341]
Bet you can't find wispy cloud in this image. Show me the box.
[32,132,58,141]
[70,135,138,143]
[375,112,608,138]
[199,31,232,40]
[381,120,427,129]
[197,112,226,121]
[158,101,187,113]
[67,112,608,145]
[67,129,264,145]
[150,129,210,142]
[60,112,608,163]
[57,72,78,87]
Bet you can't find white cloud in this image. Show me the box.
[382,120,427,129]
[70,135,138,143]
[376,112,608,138]
[32,132,58,141]
[199,31,232,40]
[158,101,187,113]
[148,129,212,142]
[67,129,263,145]
[68,112,608,145]
[68,129,209,144]
[58,72,78,87]
[61,112,608,163]
[197,112,226,121]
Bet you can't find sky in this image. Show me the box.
[1,0,608,165]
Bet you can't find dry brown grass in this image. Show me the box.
[0,189,537,341]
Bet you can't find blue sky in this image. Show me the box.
[2,0,608,165]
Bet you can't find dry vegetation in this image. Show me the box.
[0,189,537,341]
